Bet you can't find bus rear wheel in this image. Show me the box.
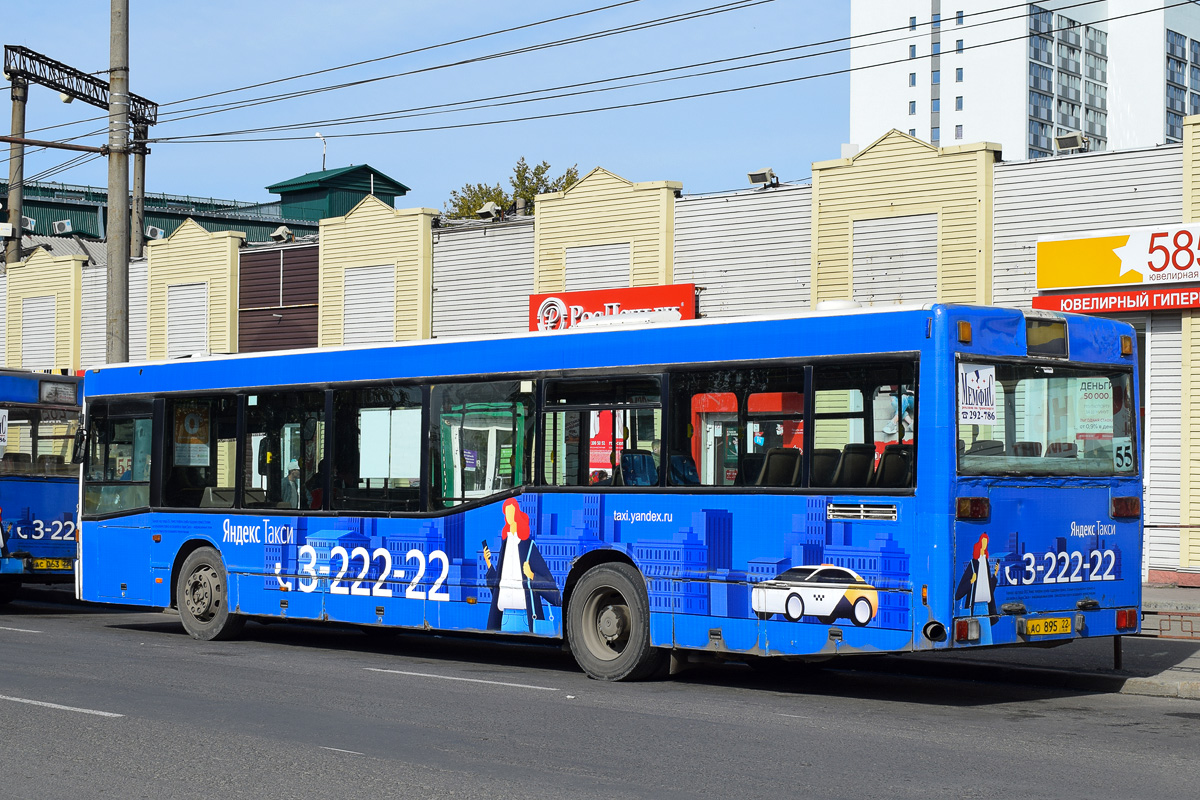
[177,547,245,641]
[567,562,665,681]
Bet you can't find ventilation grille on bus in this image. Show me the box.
[827,503,898,521]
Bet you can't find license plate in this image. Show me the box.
[31,558,73,571]
[1025,617,1072,636]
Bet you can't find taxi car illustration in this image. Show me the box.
[750,565,879,626]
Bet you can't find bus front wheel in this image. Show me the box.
[567,562,665,681]
[177,547,245,641]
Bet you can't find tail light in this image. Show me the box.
[1116,608,1139,630]
[956,497,990,520]
[954,618,981,642]
[1111,497,1141,519]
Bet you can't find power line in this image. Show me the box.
[153,0,1162,146]
[145,0,1105,141]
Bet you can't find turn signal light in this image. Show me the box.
[957,320,972,344]
[1116,609,1139,630]
[956,497,990,520]
[1120,335,1133,356]
[1111,497,1141,519]
[954,618,981,642]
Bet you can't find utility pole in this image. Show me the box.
[5,77,27,267]
[130,123,147,259]
[106,0,130,363]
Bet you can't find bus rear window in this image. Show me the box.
[957,361,1136,476]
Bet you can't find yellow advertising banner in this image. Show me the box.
[1037,224,1200,290]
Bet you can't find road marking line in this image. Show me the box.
[364,667,559,692]
[0,626,42,634]
[320,746,364,755]
[0,694,123,718]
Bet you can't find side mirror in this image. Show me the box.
[71,422,88,465]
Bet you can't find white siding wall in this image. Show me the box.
[166,282,208,359]
[564,243,630,291]
[431,221,534,338]
[852,214,938,305]
[993,146,1183,307]
[81,263,105,369]
[21,295,56,370]
[1146,311,1183,570]
[343,264,395,345]
[674,185,811,318]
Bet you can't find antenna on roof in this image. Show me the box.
[315,132,327,171]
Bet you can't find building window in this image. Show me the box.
[909,72,917,87]
[909,100,916,115]
[955,95,963,111]
[1192,64,1200,91]
[932,98,940,113]
[1168,84,1187,114]
[909,129,917,136]
[1057,99,1080,129]
[910,44,917,59]
[1029,91,1053,123]
[931,127,940,142]
[956,67,964,82]
[910,16,917,30]
[1086,52,1107,82]
[956,39,964,54]
[956,10,964,25]
[1191,92,1200,116]
[932,42,941,56]
[955,125,963,140]
[1192,39,1200,65]
[1085,80,1107,111]
[932,70,940,85]
[1029,62,1052,92]
[1029,35,1052,65]
[1167,111,1184,142]
[1169,57,1187,86]
[1029,6,1052,35]
[1168,29,1187,60]
[932,13,941,29]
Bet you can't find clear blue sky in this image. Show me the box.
[6,1,849,210]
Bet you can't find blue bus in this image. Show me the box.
[0,370,83,604]
[76,304,1141,680]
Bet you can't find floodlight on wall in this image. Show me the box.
[59,92,73,104]
[477,201,501,220]
[1054,131,1087,152]
[145,225,166,239]
[21,216,35,231]
[270,225,293,242]
[748,167,778,187]
[52,220,72,235]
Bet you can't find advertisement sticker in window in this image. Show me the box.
[958,364,996,424]
[173,404,211,466]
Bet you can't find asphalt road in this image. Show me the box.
[1,587,1197,800]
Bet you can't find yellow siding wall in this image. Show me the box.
[1184,116,1200,223]
[145,219,243,360]
[4,248,83,371]
[810,130,999,306]
[533,168,681,292]
[318,196,435,346]
[1181,117,1200,569]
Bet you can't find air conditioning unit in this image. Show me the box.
[52,220,72,235]
[145,225,166,239]
[21,215,35,231]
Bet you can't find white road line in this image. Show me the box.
[320,746,364,755]
[0,626,42,634]
[0,694,124,718]
[364,667,560,692]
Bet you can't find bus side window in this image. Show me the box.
[430,381,534,509]
[163,396,237,509]
[81,401,153,515]
[241,391,325,511]
[813,363,916,490]
[332,386,422,513]
[542,377,661,488]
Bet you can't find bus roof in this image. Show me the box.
[81,304,1132,397]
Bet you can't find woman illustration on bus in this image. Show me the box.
[483,498,561,633]
[954,531,1000,645]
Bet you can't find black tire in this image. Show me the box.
[177,547,245,641]
[567,562,666,681]
[755,610,772,621]
[0,584,17,607]
[783,592,805,622]
[851,596,873,627]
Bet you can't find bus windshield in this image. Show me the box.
[1,406,80,477]
[957,361,1136,476]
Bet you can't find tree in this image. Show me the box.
[443,157,580,219]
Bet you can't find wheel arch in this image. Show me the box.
[170,538,221,608]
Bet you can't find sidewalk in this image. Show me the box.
[871,584,1200,700]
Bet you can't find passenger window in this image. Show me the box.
[667,368,804,487]
[242,391,325,510]
[543,377,661,487]
[813,364,916,490]
[332,386,422,513]
[163,396,238,508]
[82,400,153,515]
[430,381,533,508]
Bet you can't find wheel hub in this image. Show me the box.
[185,567,218,621]
[596,604,628,643]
